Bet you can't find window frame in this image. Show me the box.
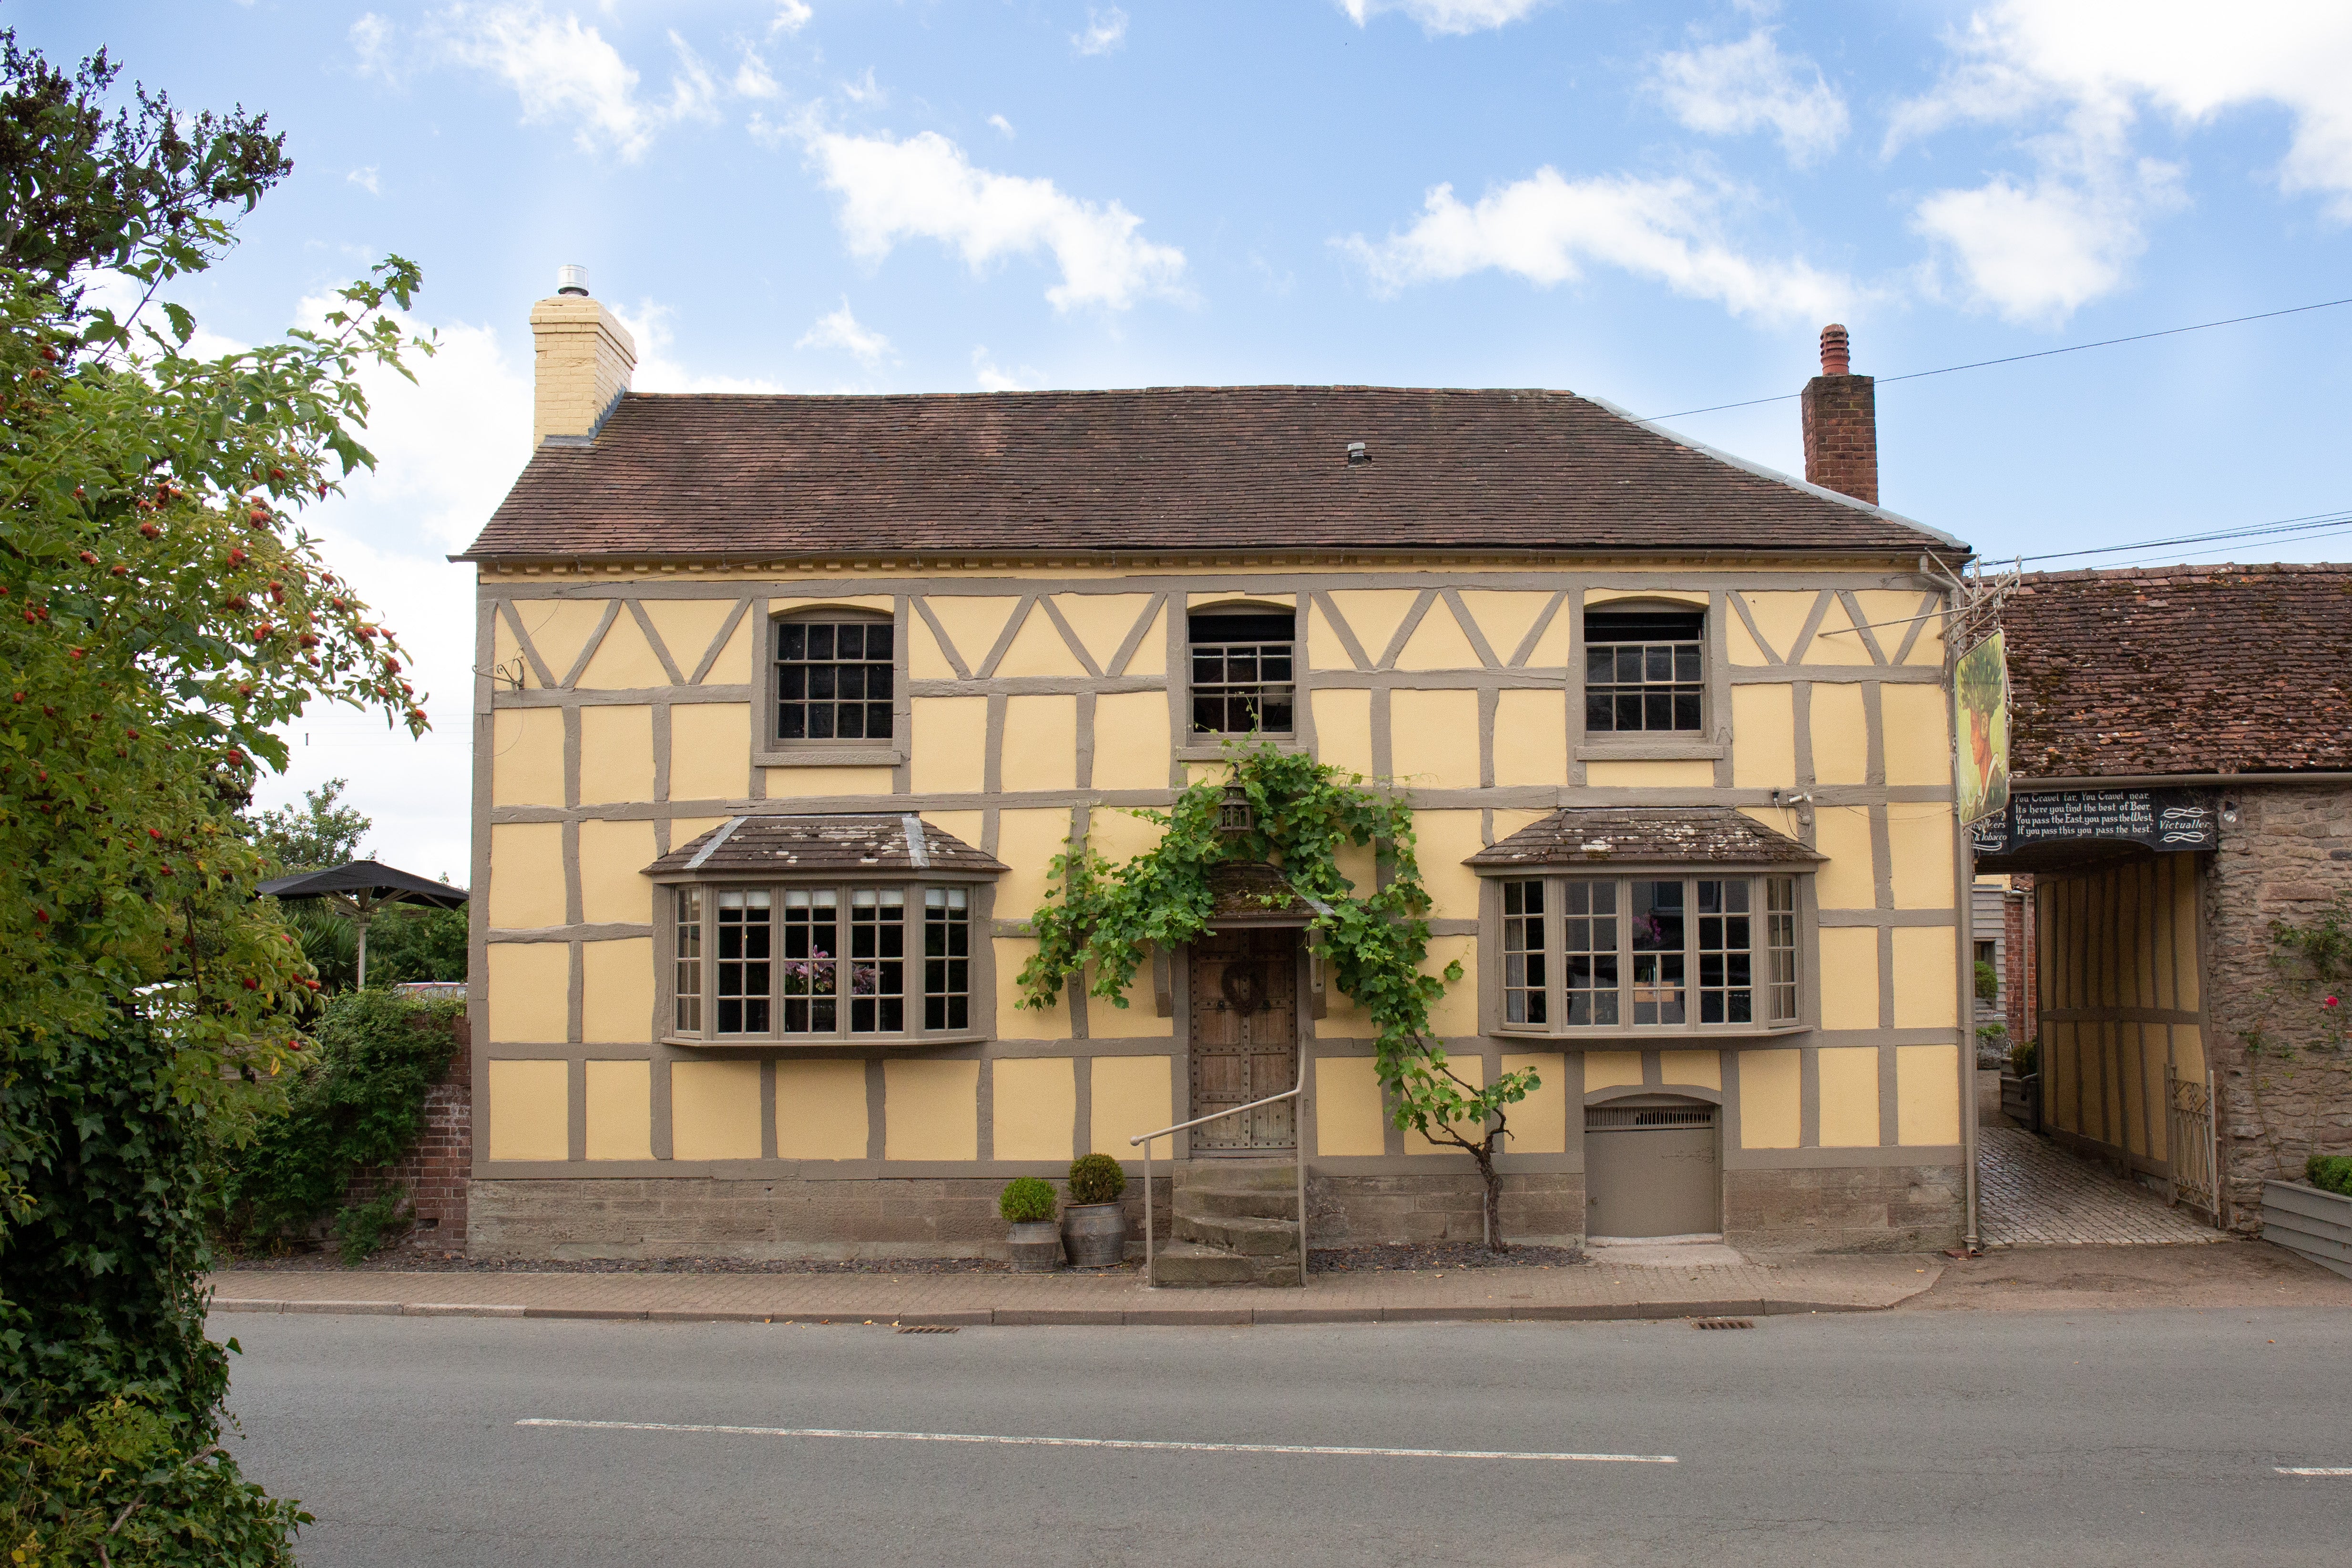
[755,603,909,768]
[657,872,994,1048]
[1573,598,1730,763]
[1478,868,1813,1039]
[1179,601,1303,761]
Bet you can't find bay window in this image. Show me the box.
[1492,872,1801,1034]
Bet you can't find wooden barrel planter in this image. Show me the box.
[1005,1220,1064,1272]
[1061,1202,1128,1267]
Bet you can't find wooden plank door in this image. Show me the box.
[1188,929,1299,1151]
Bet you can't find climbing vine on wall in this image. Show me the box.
[1018,745,1539,1248]
[2235,892,2351,1179]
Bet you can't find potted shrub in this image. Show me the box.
[1061,1153,1129,1266]
[999,1177,1061,1272]
[1999,1037,2040,1133]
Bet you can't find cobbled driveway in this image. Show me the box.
[1979,1126,2223,1246]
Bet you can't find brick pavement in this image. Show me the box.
[1978,1127,2223,1247]
[207,1253,1941,1326]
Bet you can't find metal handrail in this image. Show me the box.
[1130,1062,1309,1289]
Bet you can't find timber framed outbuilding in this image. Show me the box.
[459,285,1979,1260]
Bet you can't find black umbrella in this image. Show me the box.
[257,860,469,990]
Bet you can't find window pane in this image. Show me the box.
[1583,625,1705,735]
[674,887,703,1034]
[1695,880,1754,1026]
[849,887,906,1034]
[1502,879,1547,1026]
[1186,618,1296,737]
[776,618,896,747]
[716,890,771,1035]
[924,886,971,1032]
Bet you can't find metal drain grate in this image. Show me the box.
[896,1324,961,1334]
[1691,1318,1754,1330]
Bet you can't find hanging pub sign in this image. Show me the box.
[1953,631,2010,828]
[1970,789,2219,857]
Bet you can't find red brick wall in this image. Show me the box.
[345,1013,471,1250]
[1800,374,1878,504]
[2004,876,2036,1047]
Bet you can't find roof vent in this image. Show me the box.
[1347,441,1370,466]
[555,263,591,297]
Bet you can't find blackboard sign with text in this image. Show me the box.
[1970,789,2217,858]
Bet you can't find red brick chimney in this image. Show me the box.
[1800,323,1877,505]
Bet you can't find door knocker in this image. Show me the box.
[1220,964,1268,1014]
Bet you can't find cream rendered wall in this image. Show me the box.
[1314,1056,1387,1155]
[489,822,567,930]
[1730,686,1796,788]
[885,1060,979,1160]
[476,563,1961,1221]
[1896,1044,1961,1145]
[672,1059,761,1160]
[775,1060,868,1160]
[487,1060,569,1161]
[487,943,568,1042]
[580,706,654,802]
[993,1057,1076,1161]
[669,704,749,802]
[1500,1053,1567,1153]
[1092,1056,1173,1156]
[1739,1050,1800,1148]
[584,1060,653,1160]
[1817,1047,1880,1146]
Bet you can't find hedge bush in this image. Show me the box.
[1067,1153,1126,1206]
[215,990,461,1261]
[2308,1155,2352,1198]
[998,1178,1057,1223]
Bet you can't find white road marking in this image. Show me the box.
[2276,1466,2352,1476]
[516,1418,1677,1464]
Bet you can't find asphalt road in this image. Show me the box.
[215,1307,2352,1568]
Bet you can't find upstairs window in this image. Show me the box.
[775,614,894,745]
[1189,609,1295,738]
[1585,608,1704,734]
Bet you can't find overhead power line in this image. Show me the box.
[2016,506,2352,564]
[1639,295,2352,423]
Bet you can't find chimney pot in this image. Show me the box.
[1819,322,1850,376]
[555,263,591,297]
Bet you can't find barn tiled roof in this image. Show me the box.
[463,388,1962,561]
[644,814,1006,878]
[2004,564,2352,778]
[1464,808,1821,868]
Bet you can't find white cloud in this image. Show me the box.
[1892,0,2352,320]
[971,347,1030,392]
[803,126,1187,311]
[351,12,394,76]
[1073,7,1127,56]
[734,47,779,100]
[796,297,895,364]
[1336,0,1548,36]
[421,3,726,160]
[988,113,1015,139]
[771,0,813,35]
[841,66,884,105]
[348,165,381,195]
[1647,29,1847,165]
[1342,168,1847,321]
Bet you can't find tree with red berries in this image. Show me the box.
[0,30,432,1560]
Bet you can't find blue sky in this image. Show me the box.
[18,0,2352,874]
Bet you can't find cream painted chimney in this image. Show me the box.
[529,265,636,448]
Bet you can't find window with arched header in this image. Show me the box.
[1582,603,1705,735]
[1187,603,1295,738]
[772,608,895,748]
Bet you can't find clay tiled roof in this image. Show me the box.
[463,388,1962,561]
[644,814,1006,878]
[1464,807,1821,869]
[2004,564,2352,778]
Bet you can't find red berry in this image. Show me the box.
[79,550,96,564]
[225,748,245,765]
[147,829,163,839]
[227,548,247,566]
[269,467,286,482]
[242,976,257,990]
[139,523,159,539]
[384,657,400,675]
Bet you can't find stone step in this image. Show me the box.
[1149,1240,1260,1287]
[1173,1161,1297,1194]
[1177,1185,1301,1223]
[1175,1211,1300,1257]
